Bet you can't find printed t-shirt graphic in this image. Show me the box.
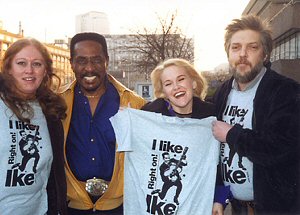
[220,70,264,201]
[0,100,52,215]
[110,108,219,215]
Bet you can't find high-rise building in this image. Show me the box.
[75,11,110,34]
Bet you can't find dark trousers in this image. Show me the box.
[67,205,123,215]
[231,199,255,215]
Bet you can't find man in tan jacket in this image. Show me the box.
[59,32,145,214]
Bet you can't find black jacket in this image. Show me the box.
[46,117,68,215]
[141,97,215,119]
[213,69,300,214]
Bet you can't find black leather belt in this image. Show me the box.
[240,200,255,208]
[232,198,255,215]
[232,198,255,208]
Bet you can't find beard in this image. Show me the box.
[230,59,264,84]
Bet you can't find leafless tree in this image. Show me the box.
[128,11,194,79]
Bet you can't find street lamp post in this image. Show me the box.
[120,59,131,88]
[127,70,130,88]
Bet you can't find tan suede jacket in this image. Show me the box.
[59,74,146,211]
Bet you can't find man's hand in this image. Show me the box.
[212,120,233,142]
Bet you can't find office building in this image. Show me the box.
[243,0,300,82]
[0,25,74,86]
[76,11,110,34]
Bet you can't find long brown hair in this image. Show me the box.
[0,38,66,122]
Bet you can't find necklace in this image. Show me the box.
[174,111,192,118]
[81,87,105,99]
[84,94,100,99]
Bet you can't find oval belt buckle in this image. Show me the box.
[86,177,109,196]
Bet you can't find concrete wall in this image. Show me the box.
[243,0,300,83]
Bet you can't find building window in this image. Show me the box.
[276,45,280,60]
[280,42,285,59]
[271,31,300,61]
[284,40,289,59]
[298,32,300,58]
[290,36,296,59]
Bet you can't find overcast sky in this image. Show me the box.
[0,0,249,70]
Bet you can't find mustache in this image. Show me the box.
[235,58,251,66]
[80,72,100,79]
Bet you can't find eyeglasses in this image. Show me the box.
[74,56,106,66]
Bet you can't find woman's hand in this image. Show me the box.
[212,202,224,215]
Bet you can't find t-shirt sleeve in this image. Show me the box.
[109,108,133,152]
